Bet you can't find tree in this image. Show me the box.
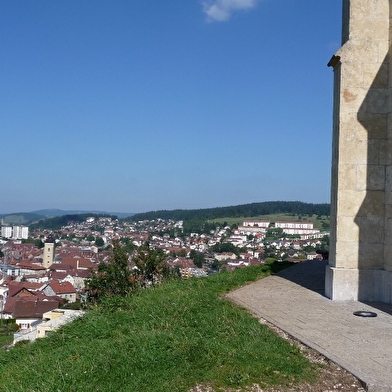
[86,240,135,302]
[120,237,135,253]
[86,234,95,242]
[132,244,168,287]
[189,250,205,268]
[95,237,105,247]
[35,239,45,249]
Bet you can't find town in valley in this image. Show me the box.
[0,212,329,344]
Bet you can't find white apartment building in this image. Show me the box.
[238,220,270,236]
[1,225,28,239]
[12,225,29,239]
[242,220,270,228]
[275,221,319,236]
[238,220,321,237]
[1,226,12,238]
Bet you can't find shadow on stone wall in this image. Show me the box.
[355,50,390,302]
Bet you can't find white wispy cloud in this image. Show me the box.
[202,0,258,22]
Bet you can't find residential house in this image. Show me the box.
[17,261,47,277]
[42,280,77,303]
[12,298,60,331]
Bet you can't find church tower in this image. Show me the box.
[326,0,392,303]
[43,234,55,269]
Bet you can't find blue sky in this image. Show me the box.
[1,0,342,214]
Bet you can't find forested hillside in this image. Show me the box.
[24,201,330,230]
[128,201,330,222]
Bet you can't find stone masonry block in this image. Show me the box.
[382,249,392,271]
[361,88,390,114]
[356,190,385,216]
[366,164,386,190]
[340,87,367,111]
[378,140,392,165]
[336,190,365,216]
[383,219,392,244]
[337,164,357,189]
[338,138,367,164]
[363,62,389,88]
[350,0,389,23]
[355,165,367,191]
[367,139,383,165]
[385,166,392,190]
[357,113,387,139]
[335,242,359,268]
[336,215,360,242]
[356,243,384,268]
[357,216,385,244]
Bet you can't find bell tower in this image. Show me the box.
[43,234,55,269]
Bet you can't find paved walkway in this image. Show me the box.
[227,260,392,392]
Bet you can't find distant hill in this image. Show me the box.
[0,209,134,225]
[1,201,331,227]
[128,201,330,222]
[31,209,134,219]
[29,213,118,230]
[0,212,43,225]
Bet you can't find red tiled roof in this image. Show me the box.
[49,264,74,273]
[49,280,76,294]
[50,271,68,280]
[75,269,92,278]
[12,299,59,318]
[58,257,93,270]
[8,281,44,297]
[3,296,17,314]
[18,262,46,271]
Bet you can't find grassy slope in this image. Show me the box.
[0,264,317,392]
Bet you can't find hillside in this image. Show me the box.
[0,265,318,392]
[29,213,118,230]
[129,201,330,222]
[0,209,134,226]
[1,201,330,229]
[0,212,43,225]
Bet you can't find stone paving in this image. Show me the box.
[227,260,392,392]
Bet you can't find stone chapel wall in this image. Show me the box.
[326,0,392,303]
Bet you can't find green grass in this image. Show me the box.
[0,335,13,347]
[0,264,318,392]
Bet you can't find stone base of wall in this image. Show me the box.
[325,266,392,303]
